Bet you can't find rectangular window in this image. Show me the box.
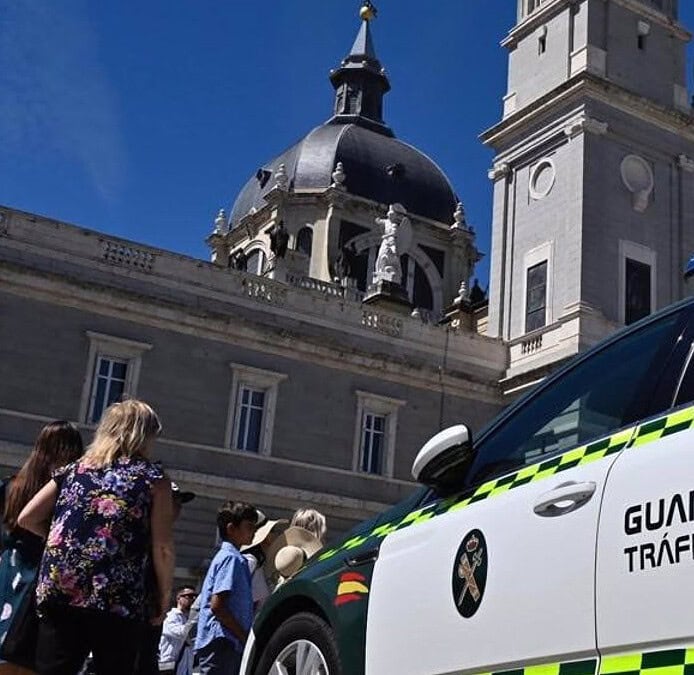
[235,385,266,453]
[625,258,651,325]
[525,261,547,333]
[226,364,286,456]
[89,356,128,423]
[360,412,386,474]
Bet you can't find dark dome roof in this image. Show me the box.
[229,121,458,227]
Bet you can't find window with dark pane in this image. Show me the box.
[89,356,128,424]
[246,250,265,276]
[625,258,651,325]
[360,412,386,474]
[525,261,547,333]
[468,310,685,489]
[236,385,266,452]
[296,227,313,256]
[413,263,434,310]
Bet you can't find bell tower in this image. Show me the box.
[484,0,694,386]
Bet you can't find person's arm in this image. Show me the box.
[210,592,248,644]
[161,611,187,641]
[150,477,175,625]
[17,479,58,538]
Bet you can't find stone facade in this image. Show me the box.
[0,207,506,582]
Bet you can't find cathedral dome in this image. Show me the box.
[228,8,457,228]
[229,121,457,227]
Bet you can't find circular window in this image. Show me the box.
[620,154,653,194]
[529,159,556,200]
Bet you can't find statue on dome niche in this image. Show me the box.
[372,203,412,286]
[269,220,289,259]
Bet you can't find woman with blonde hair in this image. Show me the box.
[19,400,174,675]
[290,508,327,545]
[0,421,83,674]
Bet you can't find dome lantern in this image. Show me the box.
[329,2,392,136]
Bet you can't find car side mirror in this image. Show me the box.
[411,425,475,490]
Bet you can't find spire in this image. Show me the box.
[328,2,393,136]
[350,18,377,61]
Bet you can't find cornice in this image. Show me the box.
[611,0,691,41]
[481,73,694,149]
[0,263,504,403]
[502,0,689,50]
[501,0,573,49]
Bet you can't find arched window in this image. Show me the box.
[245,249,266,276]
[296,227,313,256]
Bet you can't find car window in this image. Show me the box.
[674,344,694,406]
[466,311,686,488]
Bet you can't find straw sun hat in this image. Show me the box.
[241,518,289,576]
[273,526,323,579]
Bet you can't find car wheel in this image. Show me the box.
[255,611,342,675]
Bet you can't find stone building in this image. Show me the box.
[1,0,693,582]
[486,0,694,390]
[0,8,505,582]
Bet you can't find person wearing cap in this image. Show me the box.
[158,586,197,674]
[240,513,288,614]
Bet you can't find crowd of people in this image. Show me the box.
[0,399,327,675]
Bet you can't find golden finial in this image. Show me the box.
[359,1,377,21]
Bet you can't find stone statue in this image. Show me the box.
[373,203,412,285]
[334,241,358,281]
[269,220,289,259]
[229,249,248,271]
[469,278,486,305]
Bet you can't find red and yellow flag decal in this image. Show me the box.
[335,571,369,606]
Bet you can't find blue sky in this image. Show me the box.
[1,1,693,286]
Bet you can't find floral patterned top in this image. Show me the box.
[36,455,164,621]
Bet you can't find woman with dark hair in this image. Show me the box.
[0,420,83,674]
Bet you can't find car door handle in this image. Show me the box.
[533,481,597,518]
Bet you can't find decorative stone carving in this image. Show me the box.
[274,163,289,191]
[620,154,654,213]
[678,154,694,173]
[451,202,467,230]
[213,209,228,234]
[529,158,556,200]
[331,161,346,189]
[488,163,510,181]
[372,203,412,285]
[102,240,155,272]
[564,115,608,139]
[269,220,290,258]
[454,280,468,304]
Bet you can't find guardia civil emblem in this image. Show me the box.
[452,529,487,618]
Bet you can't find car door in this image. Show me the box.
[596,310,694,670]
[365,308,689,675]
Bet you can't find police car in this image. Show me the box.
[241,297,694,675]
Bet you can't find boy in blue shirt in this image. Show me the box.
[195,501,258,675]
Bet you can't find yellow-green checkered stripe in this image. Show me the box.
[600,648,694,675]
[631,406,694,448]
[478,658,597,675]
[317,404,694,562]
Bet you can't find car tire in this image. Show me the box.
[254,611,342,675]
